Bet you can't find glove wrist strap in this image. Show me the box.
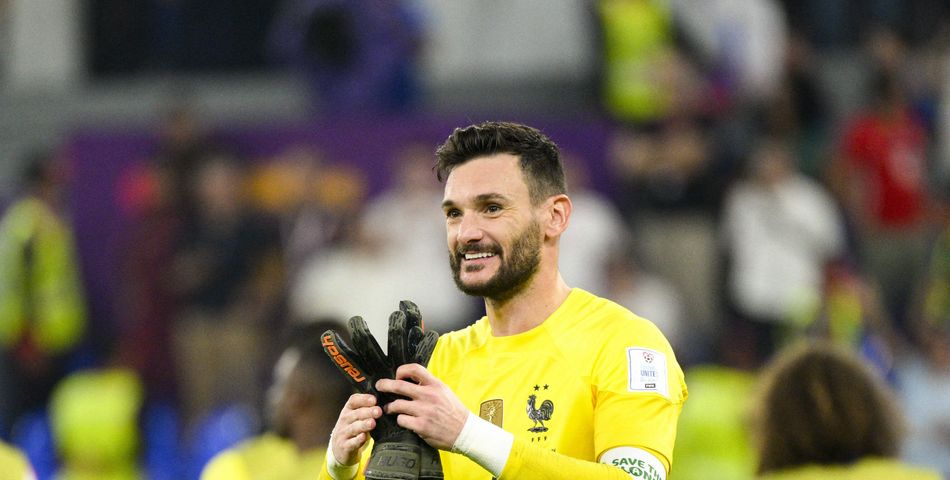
[451,412,514,477]
[326,439,361,480]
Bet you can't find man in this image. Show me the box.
[323,122,687,479]
[754,341,941,479]
[0,148,87,437]
[202,321,351,480]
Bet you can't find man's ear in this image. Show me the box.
[543,194,571,239]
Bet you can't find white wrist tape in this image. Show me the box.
[451,411,514,477]
[325,441,360,480]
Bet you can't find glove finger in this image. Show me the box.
[388,310,409,367]
[321,329,374,394]
[412,329,439,367]
[406,325,424,361]
[399,300,424,332]
[348,316,393,379]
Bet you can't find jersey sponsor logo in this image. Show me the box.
[479,399,504,428]
[322,334,367,383]
[626,348,669,398]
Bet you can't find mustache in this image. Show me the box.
[455,243,501,257]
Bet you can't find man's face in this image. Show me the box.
[442,154,543,302]
[265,349,300,437]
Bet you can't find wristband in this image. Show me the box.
[325,439,360,480]
[451,412,514,477]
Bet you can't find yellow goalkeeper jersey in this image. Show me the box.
[320,288,687,479]
[428,288,687,478]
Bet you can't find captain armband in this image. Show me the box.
[599,446,667,480]
[451,411,515,477]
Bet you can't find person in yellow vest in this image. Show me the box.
[321,122,687,479]
[671,364,757,479]
[595,0,677,124]
[201,320,352,480]
[0,149,87,435]
[0,440,36,480]
[752,341,941,480]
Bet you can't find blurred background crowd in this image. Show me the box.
[0,0,949,478]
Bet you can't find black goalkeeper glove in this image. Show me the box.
[322,302,443,480]
[386,301,442,480]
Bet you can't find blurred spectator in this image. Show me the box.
[0,440,36,480]
[248,146,340,286]
[358,142,474,332]
[268,0,426,113]
[895,328,950,477]
[752,341,941,479]
[894,212,950,476]
[558,152,628,297]
[608,121,724,358]
[757,34,832,179]
[152,102,214,221]
[114,161,183,406]
[169,151,283,426]
[49,366,144,480]
[604,247,685,355]
[721,137,846,368]
[593,0,677,124]
[831,69,934,337]
[290,167,413,347]
[670,0,787,107]
[200,320,351,480]
[804,260,901,378]
[0,148,87,437]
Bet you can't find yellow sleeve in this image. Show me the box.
[592,321,687,470]
[499,438,655,479]
[200,450,252,480]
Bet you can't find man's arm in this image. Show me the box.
[317,393,381,480]
[378,364,670,480]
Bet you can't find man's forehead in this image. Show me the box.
[443,153,527,201]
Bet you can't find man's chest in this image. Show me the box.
[444,350,597,458]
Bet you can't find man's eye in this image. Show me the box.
[446,209,461,218]
[486,205,502,214]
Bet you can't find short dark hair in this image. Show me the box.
[753,341,904,474]
[282,319,352,403]
[435,121,566,205]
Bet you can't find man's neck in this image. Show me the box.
[485,271,572,337]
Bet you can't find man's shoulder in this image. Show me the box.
[433,317,489,352]
[563,289,657,334]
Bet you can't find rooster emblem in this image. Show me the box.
[526,394,554,432]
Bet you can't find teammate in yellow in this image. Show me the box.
[0,440,36,480]
[202,322,350,480]
[322,121,687,479]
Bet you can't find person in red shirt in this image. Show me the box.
[835,70,933,338]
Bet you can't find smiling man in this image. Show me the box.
[321,121,687,479]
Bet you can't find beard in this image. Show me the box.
[449,220,542,303]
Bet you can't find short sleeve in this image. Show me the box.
[591,318,687,470]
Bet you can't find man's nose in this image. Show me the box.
[456,214,484,244]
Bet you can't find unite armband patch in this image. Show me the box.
[626,348,669,398]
